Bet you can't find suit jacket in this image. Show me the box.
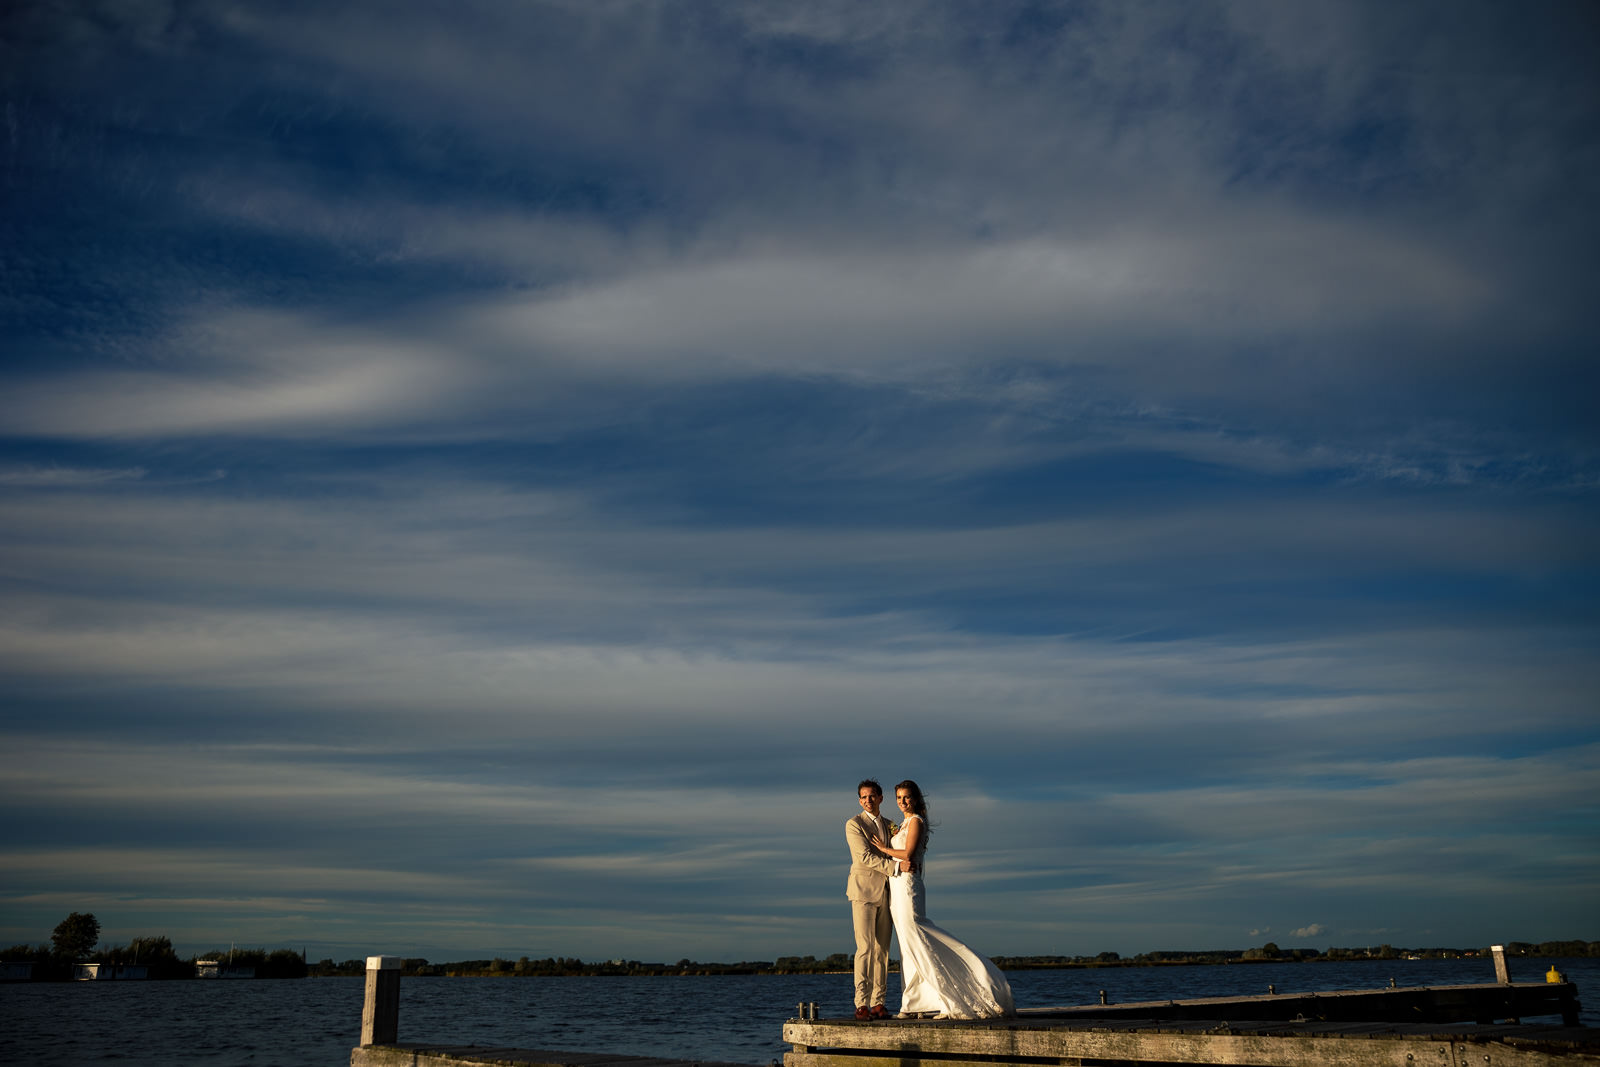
[846,812,899,903]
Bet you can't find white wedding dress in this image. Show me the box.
[889,815,1014,1019]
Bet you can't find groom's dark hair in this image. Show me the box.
[857,779,882,797]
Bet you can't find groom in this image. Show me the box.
[846,779,910,1020]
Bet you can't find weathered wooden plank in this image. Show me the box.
[789,1056,1072,1067]
[352,1046,751,1067]
[785,1029,1600,1067]
[785,1018,1598,1044]
[1013,983,1579,1025]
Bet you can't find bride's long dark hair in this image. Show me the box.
[895,779,931,838]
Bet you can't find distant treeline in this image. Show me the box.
[1,938,308,981]
[308,955,809,977]
[992,940,1600,969]
[1,910,312,981]
[8,913,1594,982]
[308,941,1600,979]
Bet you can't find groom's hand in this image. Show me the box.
[897,859,913,873]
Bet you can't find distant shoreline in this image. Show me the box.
[10,939,1592,982]
[385,944,1596,979]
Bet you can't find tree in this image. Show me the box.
[130,935,178,964]
[52,912,100,959]
[1242,941,1281,961]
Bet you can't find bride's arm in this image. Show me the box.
[870,816,923,860]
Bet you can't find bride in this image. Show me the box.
[868,780,1014,1019]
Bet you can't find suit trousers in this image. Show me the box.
[851,897,891,1008]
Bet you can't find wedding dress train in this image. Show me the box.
[888,816,1014,1019]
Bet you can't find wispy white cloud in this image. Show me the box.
[0,465,147,487]
[0,313,457,439]
[486,222,1488,367]
[0,214,1496,447]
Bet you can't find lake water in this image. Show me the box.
[3,956,1592,1066]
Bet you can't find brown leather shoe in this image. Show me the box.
[855,1006,872,1021]
[870,1004,889,1019]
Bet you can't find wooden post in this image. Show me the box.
[1491,944,1510,985]
[361,955,401,1046]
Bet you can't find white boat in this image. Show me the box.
[195,958,253,978]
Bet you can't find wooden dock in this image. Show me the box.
[782,981,1595,1067]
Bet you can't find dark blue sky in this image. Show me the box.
[1,0,1596,961]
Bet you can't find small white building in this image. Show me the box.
[75,963,149,980]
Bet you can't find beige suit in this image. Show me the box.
[846,811,899,1009]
